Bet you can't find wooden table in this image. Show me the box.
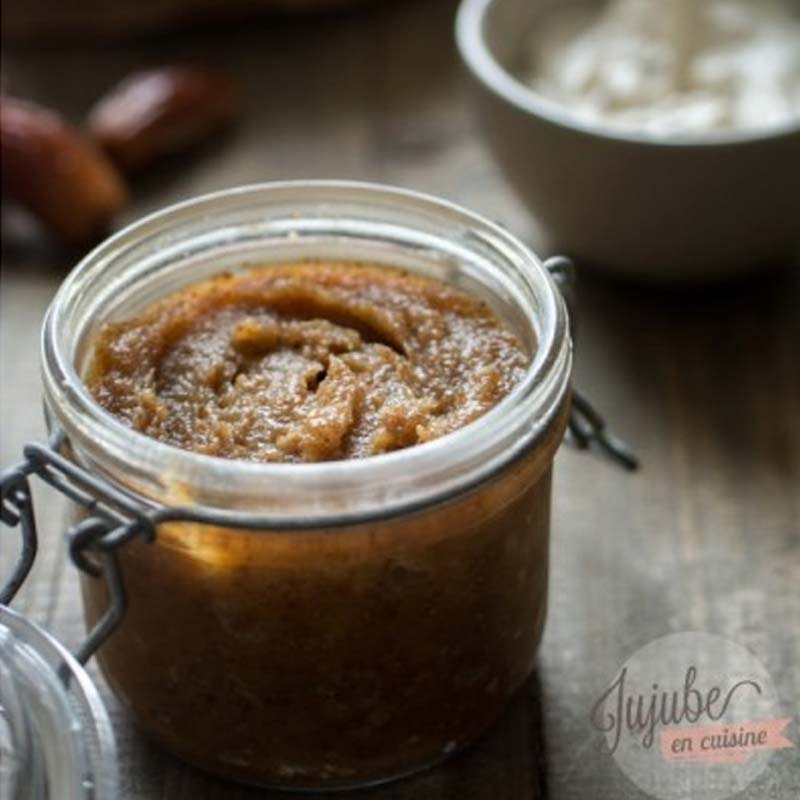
[2,2,798,797]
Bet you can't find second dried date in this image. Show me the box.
[89,66,238,172]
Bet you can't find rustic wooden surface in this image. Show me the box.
[1,2,798,798]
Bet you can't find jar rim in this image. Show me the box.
[42,180,571,522]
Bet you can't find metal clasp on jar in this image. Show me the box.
[544,256,639,471]
[1,430,147,667]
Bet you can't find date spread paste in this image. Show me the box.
[87,261,529,460]
[80,260,554,788]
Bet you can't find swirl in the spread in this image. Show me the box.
[87,261,529,462]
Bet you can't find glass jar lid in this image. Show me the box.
[0,605,118,800]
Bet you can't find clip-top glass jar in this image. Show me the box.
[36,181,572,790]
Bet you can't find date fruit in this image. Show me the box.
[88,67,238,172]
[1,97,127,243]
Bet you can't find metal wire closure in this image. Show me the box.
[0,457,38,606]
[543,256,639,471]
[0,255,637,668]
[1,431,141,666]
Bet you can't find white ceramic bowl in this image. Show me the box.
[456,0,800,282]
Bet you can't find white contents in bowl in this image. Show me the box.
[525,0,800,136]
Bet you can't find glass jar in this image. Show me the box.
[40,181,572,790]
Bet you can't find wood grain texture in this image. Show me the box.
[1,1,798,798]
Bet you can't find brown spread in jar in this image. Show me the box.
[78,259,564,789]
[87,261,528,461]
